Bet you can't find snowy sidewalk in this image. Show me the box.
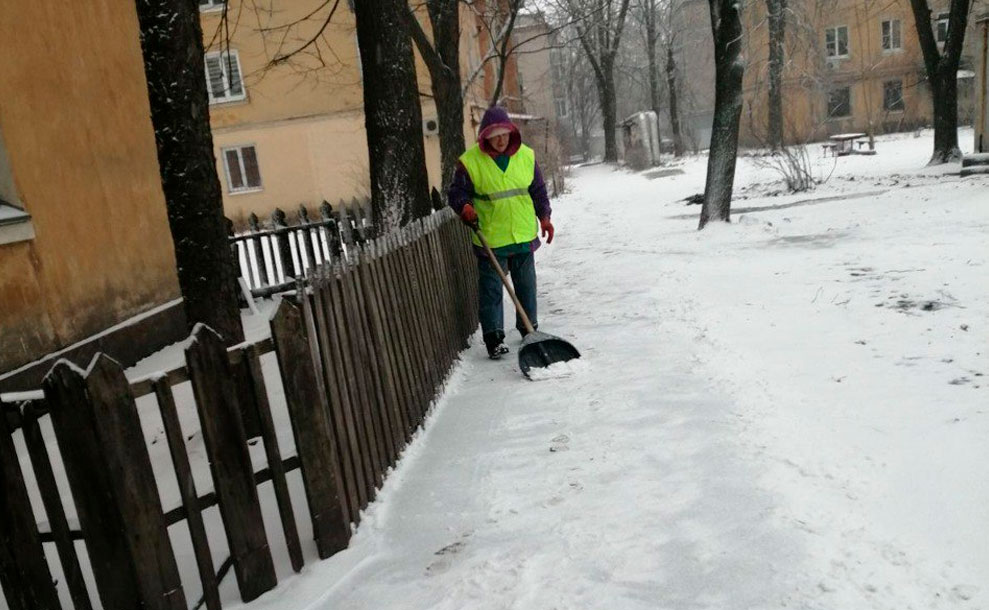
[247,230,809,610]
[243,131,988,610]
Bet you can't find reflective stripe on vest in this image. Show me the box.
[459,144,538,249]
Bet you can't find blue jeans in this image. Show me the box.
[478,252,537,337]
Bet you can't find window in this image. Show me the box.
[554,97,568,119]
[204,51,245,104]
[881,19,902,51]
[222,145,262,193]
[827,86,852,118]
[550,48,565,83]
[883,80,904,111]
[199,0,225,11]
[825,26,849,58]
[936,13,950,43]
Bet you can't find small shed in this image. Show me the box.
[620,111,662,170]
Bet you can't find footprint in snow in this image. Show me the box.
[550,434,570,452]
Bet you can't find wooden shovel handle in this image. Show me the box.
[471,226,537,335]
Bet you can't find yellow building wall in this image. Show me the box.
[739,0,939,146]
[216,105,446,223]
[0,0,180,371]
[202,1,473,222]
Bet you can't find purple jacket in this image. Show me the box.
[448,107,551,253]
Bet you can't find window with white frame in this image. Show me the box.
[204,51,245,104]
[222,145,262,193]
[936,13,950,43]
[199,0,225,11]
[825,26,849,58]
[883,80,904,112]
[881,19,902,51]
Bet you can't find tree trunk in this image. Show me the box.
[354,0,432,229]
[766,0,786,149]
[406,0,466,190]
[908,0,969,164]
[134,0,244,345]
[431,1,466,189]
[931,72,962,162]
[600,60,619,163]
[699,0,745,229]
[666,45,686,156]
[644,1,662,121]
[434,74,467,189]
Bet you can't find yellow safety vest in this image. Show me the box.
[459,143,538,249]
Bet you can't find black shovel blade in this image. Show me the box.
[518,331,581,377]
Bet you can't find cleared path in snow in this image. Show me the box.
[247,141,988,609]
[247,165,815,610]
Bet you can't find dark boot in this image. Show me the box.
[483,330,509,359]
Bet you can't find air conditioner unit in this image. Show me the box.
[423,118,439,136]
[826,58,840,70]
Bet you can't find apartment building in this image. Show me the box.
[198,0,484,224]
[739,0,988,145]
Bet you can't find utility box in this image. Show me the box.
[620,111,662,170]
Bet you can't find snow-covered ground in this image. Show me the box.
[238,129,987,610]
[6,129,987,610]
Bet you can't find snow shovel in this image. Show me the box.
[471,225,581,378]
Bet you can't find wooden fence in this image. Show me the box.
[229,198,374,299]
[0,209,479,610]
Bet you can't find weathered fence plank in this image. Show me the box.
[383,233,427,428]
[398,231,435,422]
[243,347,304,573]
[367,239,415,441]
[298,205,319,273]
[230,353,263,440]
[431,216,459,369]
[249,213,270,287]
[19,401,93,610]
[309,274,366,521]
[339,257,388,483]
[271,208,295,281]
[43,357,186,610]
[153,381,221,610]
[270,299,351,558]
[327,264,380,499]
[0,401,61,610]
[185,326,277,603]
[414,221,449,384]
[357,243,407,457]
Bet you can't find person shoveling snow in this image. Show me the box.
[448,106,579,375]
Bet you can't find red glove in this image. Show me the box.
[460,203,478,225]
[540,217,554,244]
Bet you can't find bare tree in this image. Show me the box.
[766,0,787,149]
[638,0,663,123]
[135,0,245,345]
[564,0,634,162]
[403,0,467,189]
[909,0,972,163]
[561,41,601,157]
[355,0,434,227]
[699,0,744,229]
[664,27,687,155]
